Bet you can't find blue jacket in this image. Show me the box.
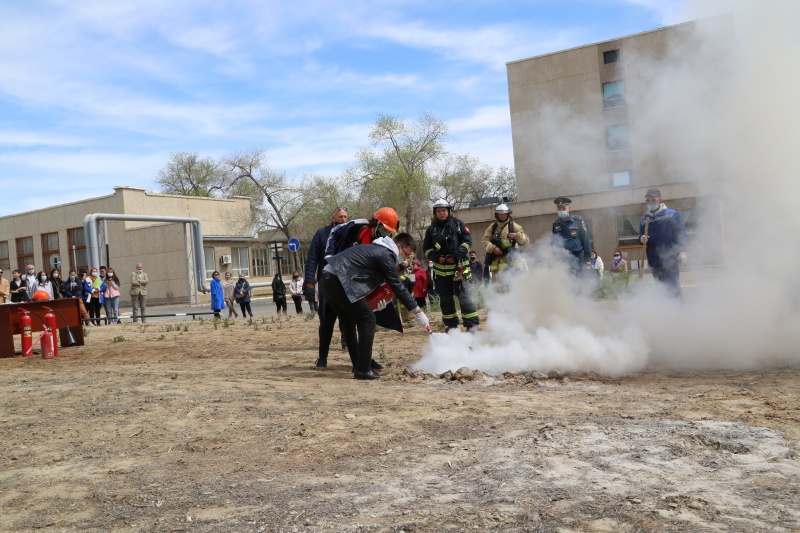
[640,208,687,267]
[234,279,251,303]
[324,243,418,311]
[84,278,106,304]
[210,278,225,310]
[304,223,335,286]
[61,278,84,298]
[552,215,592,263]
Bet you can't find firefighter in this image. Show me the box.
[423,199,480,332]
[551,196,592,274]
[481,203,529,282]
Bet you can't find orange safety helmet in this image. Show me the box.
[32,290,51,301]
[374,207,399,233]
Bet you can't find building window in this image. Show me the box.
[603,49,619,64]
[203,247,215,280]
[0,241,9,270]
[611,170,632,188]
[251,244,271,277]
[602,80,626,108]
[16,237,33,271]
[606,124,629,151]
[616,214,643,248]
[231,247,250,277]
[67,228,87,272]
[41,232,61,271]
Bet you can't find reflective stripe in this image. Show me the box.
[441,313,458,319]
[462,311,479,319]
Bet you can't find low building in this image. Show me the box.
[0,187,307,304]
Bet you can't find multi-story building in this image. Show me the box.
[458,17,733,268]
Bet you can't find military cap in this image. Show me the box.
[553,197,572,206]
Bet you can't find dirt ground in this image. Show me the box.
[1,311,799,533]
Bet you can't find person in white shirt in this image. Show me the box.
[289,271,304,315]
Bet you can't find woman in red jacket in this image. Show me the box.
[411,259,428,310]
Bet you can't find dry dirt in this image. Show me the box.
[1,311,799,533]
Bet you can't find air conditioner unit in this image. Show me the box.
[221,255,232,265]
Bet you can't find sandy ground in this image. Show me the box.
[1,311,799,533]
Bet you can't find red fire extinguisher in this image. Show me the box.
[40,328,55,359]
[43,307,58,357]
[19,310,33,357]
[365,282,395,310]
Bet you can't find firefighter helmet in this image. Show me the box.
[432,198,451,215]
[32,290,51,301]
[374,207,399,233]
[495,203,511,215]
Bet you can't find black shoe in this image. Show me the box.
[370,359,384,370]
[314,358,327,370]
[354,369,383,380]
[341,344,347,351]
[466,326,480,333]
[445,326,458,333]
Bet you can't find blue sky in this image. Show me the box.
[0,0,687,217]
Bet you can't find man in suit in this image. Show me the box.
[130,263,149,322]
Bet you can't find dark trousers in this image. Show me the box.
[415,296,427,310]
[319,273,373,373]
[317,301,350,360]
[436,274,479,328]
[651,260,682,299]
[239,301,253,317]
[291,294,303,314]
[88,298,102,325]
[274,297,287,314]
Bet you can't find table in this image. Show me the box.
[0,299,85,358]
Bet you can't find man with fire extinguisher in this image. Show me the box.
[319,233,430,380]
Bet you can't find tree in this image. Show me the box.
[155,151,225,197]
[221,148,314,270]
[350,113,449,234]
[434,156,517,209]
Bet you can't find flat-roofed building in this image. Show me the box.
[457,17,733,269]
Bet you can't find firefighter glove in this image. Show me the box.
[463,267,472,281]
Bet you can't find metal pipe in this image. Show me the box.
[83,214,210,294]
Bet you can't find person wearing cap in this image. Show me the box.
[423,199,480,332]
[639,188,687,298]
[319,233,430,380]
[551,197,593,274]
[304,207,350,369]
[481,203,529,282]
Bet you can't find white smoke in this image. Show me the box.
[414,0,800,376]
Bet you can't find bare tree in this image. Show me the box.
[155,151,225,197]
[221,149,314,269]
[351,112,449,234]
[434,155,517,209]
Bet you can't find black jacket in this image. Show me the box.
[10,278,28,303]
[304,223,334,285]
[271,276,286,299]
[324,243,418,312]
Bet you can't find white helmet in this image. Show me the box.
[495,203,510,214]
[432,198,451,214]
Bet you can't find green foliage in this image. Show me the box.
[155,151,224,197]
[593,274,634,299]
[157,334,166,341]
[112,336,125,343]
[303,311,316,321]
[222,318,233,328]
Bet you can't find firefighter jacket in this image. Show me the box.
[552,214,592,263]
[423,215,472,277]
[481,218,530,270]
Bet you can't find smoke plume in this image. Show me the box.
[414,0,800,376]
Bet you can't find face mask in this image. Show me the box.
[107,273,114,278]
[136,269,143,274]
[91,272,98,277]
[13,274,20,279]
[428,262,433,268]
[69,275,76,280]
[53,273,59,278]
[614,255,621,259]
[99,273,105,277]
[28,269,34,275]
[591,255,596,260]
[40,276,47,282]
[647,204,659,211]
[557,211,569,219]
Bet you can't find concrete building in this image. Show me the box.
[0,187,307,305]
[457,18,733,268]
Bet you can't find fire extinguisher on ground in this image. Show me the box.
[19,310,33,357]
[43,307,59,357]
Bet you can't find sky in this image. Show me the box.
[0,0,688,217]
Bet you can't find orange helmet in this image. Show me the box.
[32,290,51,301]
[374,207,399,233]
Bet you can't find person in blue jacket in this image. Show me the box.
[639,188,687,298]
[552,197,593,274]
[210,271,225,318]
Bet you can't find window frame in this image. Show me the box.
[606,123,630,152]
[602,80,626,109]
[230,247,250,277]
[603,49,620,64]
[203,247,216,280]
[67,227,87,272]
[0,240,9,270]
[611,169,632,188]
[16,236,34,272]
